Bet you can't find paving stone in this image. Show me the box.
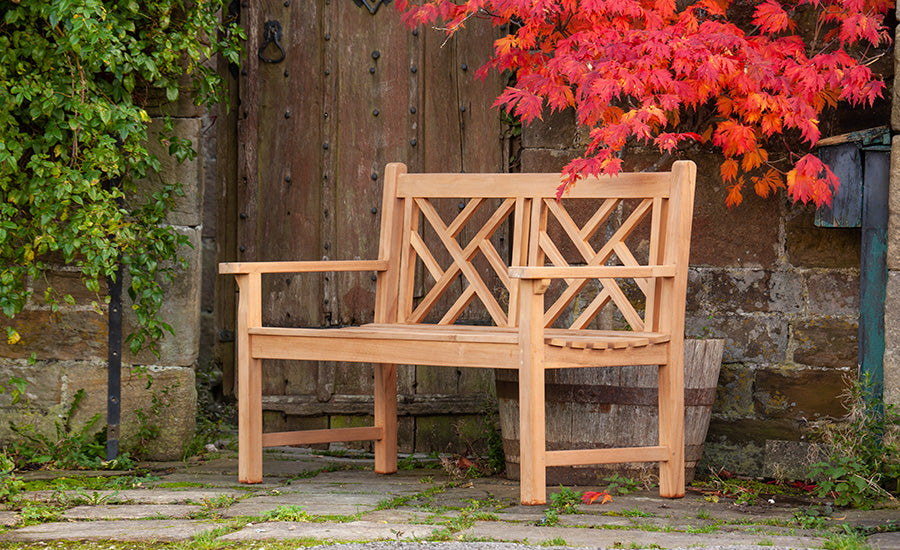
[494,509,547,523]
[358,510,422,523]
[63,504,201,520]
[146,473,248,488]
[223,492,384,517]
[0,520,219,542]
[293,480,430,496]
[463,520,824,548]
[0,512,18,527]
[868,531,900,550]
[26,488,245,505]
[219,520,438,542]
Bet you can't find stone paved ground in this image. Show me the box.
[0,447,897,549]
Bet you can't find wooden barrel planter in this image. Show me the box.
[496,338,724,485]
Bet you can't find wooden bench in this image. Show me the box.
[220,161,696,505]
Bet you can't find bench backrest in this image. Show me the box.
[375,162,696,333]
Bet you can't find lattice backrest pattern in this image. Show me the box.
[397,195,524,326]
[392,168,689,330]
[534,196,660,331]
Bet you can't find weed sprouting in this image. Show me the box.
[808,376,900,508]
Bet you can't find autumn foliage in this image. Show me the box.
[397,0,892,206]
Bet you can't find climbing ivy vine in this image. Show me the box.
[0,0,243,353]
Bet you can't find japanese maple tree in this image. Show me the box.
[397,0,892,206]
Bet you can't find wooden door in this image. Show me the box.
[216,0,505,453]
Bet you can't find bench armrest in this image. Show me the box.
[509,265,675,280]
[220,260,389,275]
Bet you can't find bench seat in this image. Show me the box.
[249,324,670,369]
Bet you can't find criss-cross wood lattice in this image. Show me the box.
[535,197,659,332]
[400,197,518,326]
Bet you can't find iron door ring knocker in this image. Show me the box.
[259,20,285,64]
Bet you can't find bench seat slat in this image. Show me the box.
[250,330,521,369]
[248,324,669,369]
[249,324,669,346]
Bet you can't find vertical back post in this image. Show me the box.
[373,163,405,474]
[656,160,696,498]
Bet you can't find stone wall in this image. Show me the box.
[519,109,872,477]
[884,21,900,412]
[0,97,203,461]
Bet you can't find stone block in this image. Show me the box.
[762,440,821,480]
[697,435,765,477]
[135,118,204,227]
[753,366,851,420]
[1,310,107,361]
[685,268,706,315]
[785,206,860,268]
[894,29,900,131]
[521,109,576,149]
[705,269,801,314]
[884,270,900,406]
[707,417,802,444]
[689,154,779,268]
[0,360,196,461]
[143,74,206,119]
[30,269,108,308]
[124,227,202,367]
[711,363,755,420]
[889,137,900,270]
[807,271,859,317]
[792,318,858,368]
[685,314,788,363]
[769,271,806,314]
[519,148,579,173]
[69,362,196,460]
[707,269,771,313]
[0,359,64,413]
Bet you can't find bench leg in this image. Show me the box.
[658,354,685,498]
[238,356,263,484]
[235,272,263,484]
[518,279,546,505]
[519,358,546,505]
[374,363,397,474]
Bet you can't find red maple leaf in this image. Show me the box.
[581,490,613,504]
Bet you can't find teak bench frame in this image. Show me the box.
[221,161,697,505]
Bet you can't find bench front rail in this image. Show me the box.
[220,161,697,505]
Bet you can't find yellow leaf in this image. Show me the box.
[7,330,20,345]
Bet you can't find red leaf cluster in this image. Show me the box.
[581,490,613,504]
[396,0,891,207]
